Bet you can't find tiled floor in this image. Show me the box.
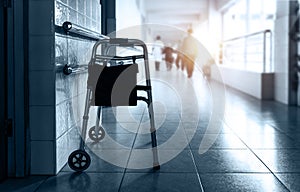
[1,63,300,192]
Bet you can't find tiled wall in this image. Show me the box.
[29,0,101,175]
[55,34,97,172]
[55,0,101,31]
[55,0,101,173]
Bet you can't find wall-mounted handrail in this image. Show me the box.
[55,21,109,75]
[55,21,109,41]
[63,64,88,75]
[56,22,143,75]
[222,29,272,73]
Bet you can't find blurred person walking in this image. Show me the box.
[181,28,198,78]
[175,40,184,70]
[152,35,164,71]
[162,44,174,71]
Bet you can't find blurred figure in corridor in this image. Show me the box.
[152,35,164,71]
[163,44,174,71]
[181,28,198,78]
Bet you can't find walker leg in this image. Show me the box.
[79,89,92,150]
[147,96,160,169]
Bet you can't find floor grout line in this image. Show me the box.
[189,148,205,192]
[118,105,146,191]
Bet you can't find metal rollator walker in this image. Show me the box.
[68,38,160,172]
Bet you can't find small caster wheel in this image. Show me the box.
[88,126,105,142]
[68,150,91,172]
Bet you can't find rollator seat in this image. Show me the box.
[89,64,138,106]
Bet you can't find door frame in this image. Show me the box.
[289,1,300,106]
[0,0,8,182]
[1,0,30,178]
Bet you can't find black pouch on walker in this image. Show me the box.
[90,64,138,106]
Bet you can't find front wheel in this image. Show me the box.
[68,150,91,172]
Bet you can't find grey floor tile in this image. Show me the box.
[36,172,123,192]
[254,149,300,173]
[183,121,233,135]
[188,133,247,150]
[0,176,47,192]
[225,119,279,135]
[133,133,189,150]
[126,149,197,173]
[154,121,183,135]
[270,121,300,133]
[86,133,136,149]
[276,173,300,192]
[101,122,139,134]
[142,113,181,123]
[200,173,289,192]
[238,133,298,149]
[119,173,202,192]
[192,149,270,173]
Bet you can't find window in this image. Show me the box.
[222,0,276,72]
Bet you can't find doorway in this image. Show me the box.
[0,1,8,181]
[0,0,29,179]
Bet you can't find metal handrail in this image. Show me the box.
[56,23,144,75]
[222,29,272,72]
[63,64,88,75]
[55,21,109,41]
[223,29,271,43]
[55,22,109,75]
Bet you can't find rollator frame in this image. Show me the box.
[68,38,160,172]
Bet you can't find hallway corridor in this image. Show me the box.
[1,62,300,192]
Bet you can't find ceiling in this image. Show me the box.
[136,0,209,43]
[139,0,208,27]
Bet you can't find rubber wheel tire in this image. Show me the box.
[68,150,91,172]
[88,126,105,142]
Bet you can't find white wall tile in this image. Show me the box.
[55,73,79,105]
[56,99,79,139]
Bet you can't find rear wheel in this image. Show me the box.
[88,126,105,142]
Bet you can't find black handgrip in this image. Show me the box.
[135,85,151,91]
